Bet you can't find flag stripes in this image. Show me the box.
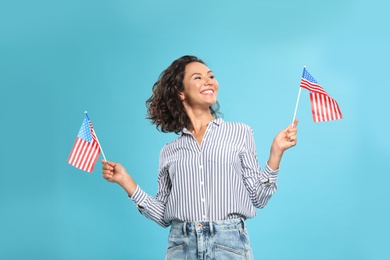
[309,92,343,122]
[300,78,328,95]
[300,67,342,122]
[68,116,101,172]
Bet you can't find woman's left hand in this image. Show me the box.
[272,119,298,153]
[267,119,298,170]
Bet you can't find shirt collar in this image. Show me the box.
[181,118,224,135]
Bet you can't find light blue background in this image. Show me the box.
[1,0,389,259]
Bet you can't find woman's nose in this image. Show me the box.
[204,77,213,86]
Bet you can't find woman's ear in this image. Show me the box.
[179,92,185,101]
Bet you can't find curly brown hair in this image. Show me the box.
[146,55,221,134]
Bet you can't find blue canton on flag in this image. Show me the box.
[300,67,328,95]
[302,68,318,84]
[78,118,92,142]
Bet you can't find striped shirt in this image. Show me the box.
[130,118,278,227]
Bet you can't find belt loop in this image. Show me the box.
[183,222,187,237]
[209,221,214,237]
[240,217,246,231]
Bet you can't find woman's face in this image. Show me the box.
[180,62,219,110]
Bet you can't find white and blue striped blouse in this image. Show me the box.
[130,118,278,227]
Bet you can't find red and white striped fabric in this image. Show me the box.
[309,92,343,122]
[68,117,100,172]
[300,67,342,122]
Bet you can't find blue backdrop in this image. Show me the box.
[1,0,389,259]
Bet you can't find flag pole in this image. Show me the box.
[291,88,301,127]
[84,111,107,162]
[291,66,305,127]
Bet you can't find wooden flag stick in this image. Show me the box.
[291,67,306,127]
[291,87,302,127]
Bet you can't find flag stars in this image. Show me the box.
[303,69,318,84]
[77,119,92,142]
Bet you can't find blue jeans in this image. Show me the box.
[165,218,254,260]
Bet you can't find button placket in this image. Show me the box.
[198,124,213,221]
[198,152,208,221]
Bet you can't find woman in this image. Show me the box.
[102,55,298,259]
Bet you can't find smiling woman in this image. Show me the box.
[180,61,219,114]
[146,56,221,134]
[101,55,298,260]
[179,60,220,144]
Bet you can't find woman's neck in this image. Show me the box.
[190,117,214,134]
[185,107,214,134]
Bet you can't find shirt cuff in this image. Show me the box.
[129,185,147,207]
[264,163,279,183]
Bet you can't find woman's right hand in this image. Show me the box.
[101,160,137,196]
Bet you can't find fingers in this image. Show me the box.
[286,132,297,144]
[285,120,298,145]
[273,120,299,152]
[292,119,298,128]
[286,119,298,134]
[287,119,298,130]
[286,128,297,137]
[101,160,115,181]
[101,160,115,166]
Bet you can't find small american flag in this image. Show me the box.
[68,115,100,172]
[300,67,342,122]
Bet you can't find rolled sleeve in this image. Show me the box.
[129,185,147,207]
[262,163,279,184]
[128,185,170,227]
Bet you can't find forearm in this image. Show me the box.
[118,173,138,197]
[267,144,284,170]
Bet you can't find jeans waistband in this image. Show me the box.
[171,218,247,237]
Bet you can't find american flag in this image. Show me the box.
[68,115,100,172]
[300,67,342,122]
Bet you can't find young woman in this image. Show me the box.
[102,55,298,259]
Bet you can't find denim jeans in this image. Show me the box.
[165,218,254,260]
